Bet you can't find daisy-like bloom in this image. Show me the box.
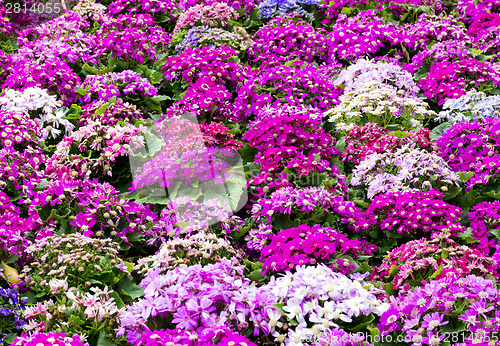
[380,275,500,342]
[11,331,88,346]
[421,312,448,330]
[283,298,306,324]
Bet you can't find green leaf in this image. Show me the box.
[95,102,109,115]
[22,291,37,305]
[384,282,396,296]
[348,314,375,332]
[143,131,165,156]
[249,269,264,282]
[367,327,380,339]
[123,261,134,273]
[97,331,118,346]
[108,291,125,309]
[76,87,88,96]
[430,122,449,141]
[272,303,287,315]
[443,186,462,201]
[2,254,20,264]
[272,214,292,231]
[485,189,500,200]
[118,276,144,300]
[458,171,475,183]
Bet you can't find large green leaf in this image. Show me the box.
[430,122,450,141]
[97,331,118,346]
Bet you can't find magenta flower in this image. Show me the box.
[69,212,97,237]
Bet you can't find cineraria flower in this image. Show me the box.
[435,89,500,124]
[379,275,500,344]
[334,58,420,98]
[329,10,410,63]
[372,231,499,293]
[236,64,342,118]
[469,201,500,243]
[0,190,36,257]
[436,118,500,189]
[21,287,124,342]
[78,70,159,105]
[79,98,144,126]
[418,59,500,105]
[0,110,42,152]
[45,120,146,182]
[94,13,171,64]
[260,265,389,344]
[117,259,271,344]
[174,2,239,33]
[360,189,463,238]
[342,123,436,167]
[162,45,251,91]
[258,0,319,20]
[327,80,435,132]
[11,332,88,346]
[174,25,251,53]
[260,224,375,275]
[403,13,467,53]
[25,178,157,242]
[134,231,242,274]
[249,186,366,233]
[0,287,27,342]
[20,234,128,294]
[248,14,333,69]
[350,145,459,199]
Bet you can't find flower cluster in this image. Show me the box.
[11,332,88,346]
[436,118,500,188]
[134,231,242,274]
[162,46,251,90]
[0,87,73,141]
[250,186,365,233]
[78,70,159,104]
[334,59,420,98]
[372,231,499,292]
[26,178,157,241]
[19,234,127,295]
[79,99,144,126]
[362,190,463,238]
[0,191,36,257]
[248,14,331,68]
[342,123,435,166]
[45,120,145,181]
[437,88,500,125]
[94,13,171,64]
[260,224,375,275]
[379,275,500,344]
[350,145,459,199]
[174,2,239,33]
[327,80,435,132]
[174,25,251,53]
[21,286,125,342]
[469,201,500,243]
[418,59,500,105]
[0,287,27,344]
[0,110,42,151]
[260,265,389,344]
[258,0,319,20]
[237,64,342,119]
[330,10,410,62]
[117,259,265,344]
[145,196,242,244]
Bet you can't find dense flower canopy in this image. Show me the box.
[1,0,500,345]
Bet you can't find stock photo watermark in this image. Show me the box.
[128,113,248,232]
